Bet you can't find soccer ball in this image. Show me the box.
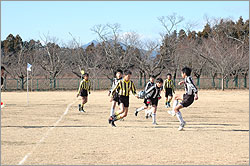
[138,90,145,99]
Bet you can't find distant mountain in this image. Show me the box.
[82,40,99,49]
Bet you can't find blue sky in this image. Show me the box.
[1,1,249,45]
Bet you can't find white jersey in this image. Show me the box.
[109,77,122,93]
[145,84,161,99]
[184,76,198,95]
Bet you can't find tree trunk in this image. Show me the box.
[244,73,247,88]
[173,69,177,86]
[221,75,224,91]
[54,79,56,89]
[143,72,146,87]
[21,77,24,90]
[196,75,200,88]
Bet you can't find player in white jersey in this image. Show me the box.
[168,67,198,131]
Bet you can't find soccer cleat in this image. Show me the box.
[111,121,116,127]
[167,110,176,116]
[178,121,186,131]
[165,104,169,108]
[135,110,138,116]
[80,109,85,113]
[152,122,158,125]
[108,116,113,124]
[145,114,149,119]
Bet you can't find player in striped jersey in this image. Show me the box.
[134,75,156,117]
[164,73,175,108]
[108,69,123,122]
[143,78,163,125]
[109,70,138,127]
[167,67,198,131]
[77,73,91,112]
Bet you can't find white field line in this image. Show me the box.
[18,100,77,165]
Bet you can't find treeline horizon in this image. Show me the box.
[1,15,249,90]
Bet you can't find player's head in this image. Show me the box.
[167,73,172,80]
[181,67,192,78]
[83,73,89,80]
[116,69,123,79]
[156,78,163,88]
[149,75,156,83]
[1,66,5,77]
[123,70,132,81]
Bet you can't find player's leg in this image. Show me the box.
[135,99,148,116]
[168,90,173,107]
[151,105,157,125]
[165,90,169,107]
[174,104,186,131]
[168,94,183,116]
[81,96,87,112]
[110,100,116,117]
[118,107,128,119]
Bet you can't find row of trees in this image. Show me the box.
[1,15,249,90]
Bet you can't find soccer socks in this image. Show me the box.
[165,99,168,105]
[114,111,120,116]
[137,106,145,112]
[173,100,178,109]
[81,104,84,110]
[146,108,153,115]
[115,115,122,121]
[176,111,184,124]
[152,113,156,124]
[110,108,115,116]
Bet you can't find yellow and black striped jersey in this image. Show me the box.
[78,79,91,94]
[164,79,174,91]
[111,79,136,97]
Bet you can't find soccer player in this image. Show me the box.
[143,78,163,125]
[77,73,91,112]
[134,75,156,117]
[108,69,123,122]
[167,67,198,131]
[109,70,138,127]
[164,73,175,108]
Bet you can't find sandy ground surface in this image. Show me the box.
[1,90,249,165]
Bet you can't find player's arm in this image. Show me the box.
[131,82,137,97]
[163,80,166,91]
[171,80,175,93]
[111,80,120,97]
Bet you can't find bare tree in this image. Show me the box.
[158,13,184,81]
[39,35,68,89]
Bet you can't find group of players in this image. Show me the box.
[77,67,198,131]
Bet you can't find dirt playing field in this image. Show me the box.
[1,90,249,165]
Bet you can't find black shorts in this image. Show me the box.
[119,96,129,107]
[113,93,120,105]
[165,88,173,97]
[144,98,149,107]
[144,97,159,106]
[180,94,194,107]
[80,89,88,97]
